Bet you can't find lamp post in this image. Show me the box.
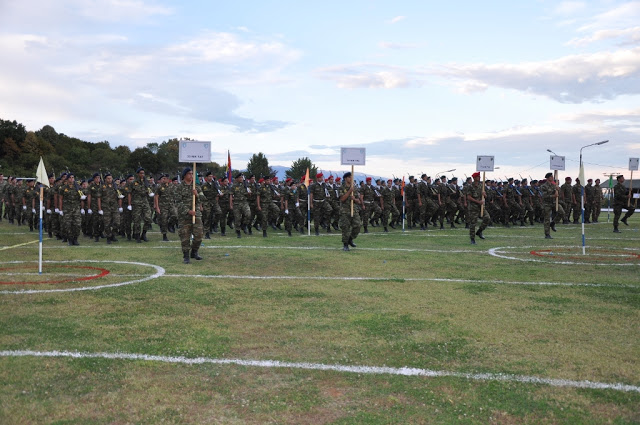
[579,140,609,255]
[435,168,456,178]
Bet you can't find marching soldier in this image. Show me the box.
[613,175,635,233]
[592,179,603,223]
[309,172,333,235]
[467,172,490,244]
[584,179,595,223]
[230,172,252,238]
[128,167,153,243]
[101,173,122,244]
[541,172,565,239]
[381,179,399,231]
[59,173,83,246]
[177,167,204,263]
[339,172,360,251]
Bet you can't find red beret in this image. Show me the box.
[335,177,341,182]
[258,178,264,183]
[472,172,480,178]
[316,173,323,179]
[366,177,372,181]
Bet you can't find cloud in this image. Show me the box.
[0,27,298,132]
[389,16,406,24]
[436,47,640,103]
[566,26,640,46]
[75,0,173,22]
[315,64,416,89]
[577,2,640,32]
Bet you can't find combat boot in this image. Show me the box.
[363,226,369,234]
[107,237,112,245]
[470,238,476,245]
[73,237,79,246]
[613,226,620,233]
[451,222,456,229]
[550,221,556,232]
[545,234,553,239]
[287,230,292,236]
[236,230,241,238]
[111,236,118,242]
[384,227,388,232]
[48,231,53,238]
[141,231,148,242]
[136,233,141,243]
[343,243,350,251]
[183,251,190,264]
[476,229,485,240]
[68,239,73,246]
[348,238,357,248]
[263,230,267,237]
[162,234,169,242]
[621,217,629,226]
[315,227,319,236]
[190,250,202,260]
[94,236,100,242]
[205,232,210,239]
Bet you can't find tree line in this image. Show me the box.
[0,118,317,181]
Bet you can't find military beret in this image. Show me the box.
[172,176,178,181]
[366,177,372,181]
[335,177,341,182]
[258,178,264,183]
[80,179,86,184]
[408,176,414,180]
[205,171,212,177]
[136,167,144,174]
[514,180,520,184]
[248,174,255,179]
[617,175,624,180]
[104,172,112,178]
[126,174,134,179]
[508,177,514,182]
[235,172,244,179]
[545,172,553,178]
[343,172,352,179]
[565,177,572,181]
[451,177,458,181]
[182,167,192,178]
[472,172,480,178]
[316,173,323,179]
[587,178,593,182]
[285,178,292,183]
[48,173,54,178]
[92,172,100,179]
[60,173,67,178]
[440,175,447,180]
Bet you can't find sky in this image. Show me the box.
[1,0,639,181]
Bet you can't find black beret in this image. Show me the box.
[343,172,352,179]
[545,172,553,178]
[235,172,244,179]
[182,167,192,178]
[126,174,134,179]
[136,167,145,174]
[92,172,100,179]
[104,172,112,178]
[205,171,212,177]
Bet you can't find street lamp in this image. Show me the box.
[579,140,609,255]
[546,149,558,156]
[435,168,456,178]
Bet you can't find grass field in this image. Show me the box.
[1,216,639,424]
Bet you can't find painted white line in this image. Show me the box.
[0,240,39,251]
[488,246,640,266]
[162,274,636,289]
[1,350,637,393]
[0,261,165,295]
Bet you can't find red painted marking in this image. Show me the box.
[529,249,640,262]
[0,265,110,285]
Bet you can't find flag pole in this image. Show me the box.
[192,162,196,224]
[629,170,634,208]
[39,186,44,275]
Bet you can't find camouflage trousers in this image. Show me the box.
[261,202,280,230]
[233,202,251,229]
[468,206,490,239]
[103,207,121,238]
[339,210,361,244]
[284,206,303,232]
[179,216,203,253]
[63,209,82,239]
[382,203,400,227]
[132,200,152,236]
[311,200,333,230]
[613,203,634,227]
[158,203,171,234]
[419,199,437,226]
[543,203,566,236]
[362,201,382,226]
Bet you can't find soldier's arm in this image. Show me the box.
[229,193,233,210]
[154,191,160,212]
[128,192,132,207]
[257,194,262,211]
[309,187,314,207]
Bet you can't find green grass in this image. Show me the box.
[1,217,639,424]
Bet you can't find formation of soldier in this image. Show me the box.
[0,170,636,251]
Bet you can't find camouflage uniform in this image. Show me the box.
[231,178,252,236]
[467,180,490,243]
[613,180,634,231]
[541,179,565,238]
[177,179,204,261]
[380,182,399,230]
[309,179,333,234]
[61,181,83,245]
[128,174,153,241]
[339,181,361,249]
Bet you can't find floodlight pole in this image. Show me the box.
[579,140,609,255]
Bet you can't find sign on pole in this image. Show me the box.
[341,147,366,217]
[550,155,566,171]
[178,141,212,223]
[341,148,366,166]
[179,141,212,163]
[630,158,639,171]
[476,156,494,172]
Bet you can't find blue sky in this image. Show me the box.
[1,0,639,180]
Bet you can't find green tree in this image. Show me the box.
[286,157,317,181]
[246,152,275,179]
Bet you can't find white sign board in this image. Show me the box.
[476,155,495,172]
[630,158,639,171]
[634,193,640,199]
[179,141,212,163]
[550,155,566,171]
[341,148,366,166]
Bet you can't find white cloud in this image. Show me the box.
[76,0,173,21]
[577,1,640,32]
[437,47,640,103]
[389,16,406,24]
[566,26,640,46]
[316,64,416,89]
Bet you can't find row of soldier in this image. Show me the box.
[0,170,634,247]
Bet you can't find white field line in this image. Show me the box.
[488,246,640,266]
[1,350,638,393]
[0,261,165,295]
[162,274,637,288]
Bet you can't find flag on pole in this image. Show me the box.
[227,150,232,181]
[36,157,50,187]
[401,177,405,196]
[608,175,613,188]
[578,162,585,187]
[304,167,310,188]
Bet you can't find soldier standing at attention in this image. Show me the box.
[59,173,83,246]
[101,173,122,244]
[87,173,103,242]
[309,172,332,235]
[541,172,565,239]
[592,179,603,223]
[584,179,595,223]
[177,168,204,263]
[155,174,172,241]
[571,178,583,223]
[381,179,399,232]
[201,171,216,239]
[612,175,635,233]
[257,175,276,237]
[339,172,360,251]
[467,172,490,244]
[230,172,252,238]
[560,177,573,224]
[128,167,153,243]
